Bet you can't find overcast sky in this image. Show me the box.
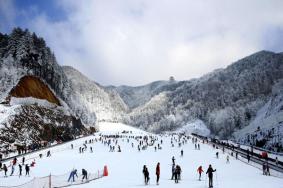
[1,0,283,86]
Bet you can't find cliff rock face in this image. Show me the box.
[7,76,61,105]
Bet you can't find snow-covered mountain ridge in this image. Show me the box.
[1,28,283,152]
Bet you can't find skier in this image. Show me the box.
[197,165,204,180]
[156,162,160,185]
[68,169,78,182]
[262,162,266,175]
[25,164,30,176]
[181,150,183,157]
[3,164,8,177]
[90,147,93,153]
[12,157,17,165]
[71,144,73,149]
[174,165,181,183]
[19,164,22,176]
[10,165,15,176]
[172,156,175,165]
[247,154,250,163]
[198,144,200,150]
[22,157,25,165]
[275,157,278,166]
[206,164,216,188]
[216,152,219,159]
[142,165,150,185]
[226,155,230,163]
[47,150,51,157]
[82,169,88,181]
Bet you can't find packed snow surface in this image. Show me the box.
[0,122,282,188]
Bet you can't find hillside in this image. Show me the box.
[62,66,128,124]
[1,28,283,152]
[118,51,283,142]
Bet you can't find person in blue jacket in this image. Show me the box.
[68,169,78,182]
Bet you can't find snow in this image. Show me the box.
[97,122,147,135]
[0,104,20,128]
[175,119,210,136]
[1,122,282,188]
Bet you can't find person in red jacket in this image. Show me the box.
[156,162,160,185]
[197,166,204,180]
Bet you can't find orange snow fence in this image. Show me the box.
[103,165,108,176]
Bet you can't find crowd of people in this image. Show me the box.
[0,131,280,188]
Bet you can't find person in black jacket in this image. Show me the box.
[3,164,8,177]
[25,164,30,176]
[82,169,88,181]
[206,164,216,188]
[142,165,150,185]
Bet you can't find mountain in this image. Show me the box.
[62,66,128,124]
[119,51,283,140]
[1,28,283,152]
[0,28,89,147]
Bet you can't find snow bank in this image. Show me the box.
[175,119,210,136]
[98,122,148,135]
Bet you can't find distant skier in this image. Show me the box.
[198,144,200,150]
[19,164,22,176]
[90,147,93,153]
[172,156,175,165]
[25,164,30,176]
[12,157,17,165]
[10,165,15,176]
[181,150,183,157]
[68,169,78,182]
[82,169,88,181]
[47,150,51,157]
[216,152,219,159]
[174,165,181,183]
[142,165,150,185]
[226,155,230,163]
[156,162,160,185]
[275,157,278,166]
[262,162,266,175]
[206,164,216,188]
[247,154,250,163]
[197,166,204,180]
[71,144,73,149]
[3,164,8,177]
[22,157,25,165]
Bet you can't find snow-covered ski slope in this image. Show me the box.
[1,122,282,188]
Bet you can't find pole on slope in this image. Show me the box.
[49,173,51,188]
